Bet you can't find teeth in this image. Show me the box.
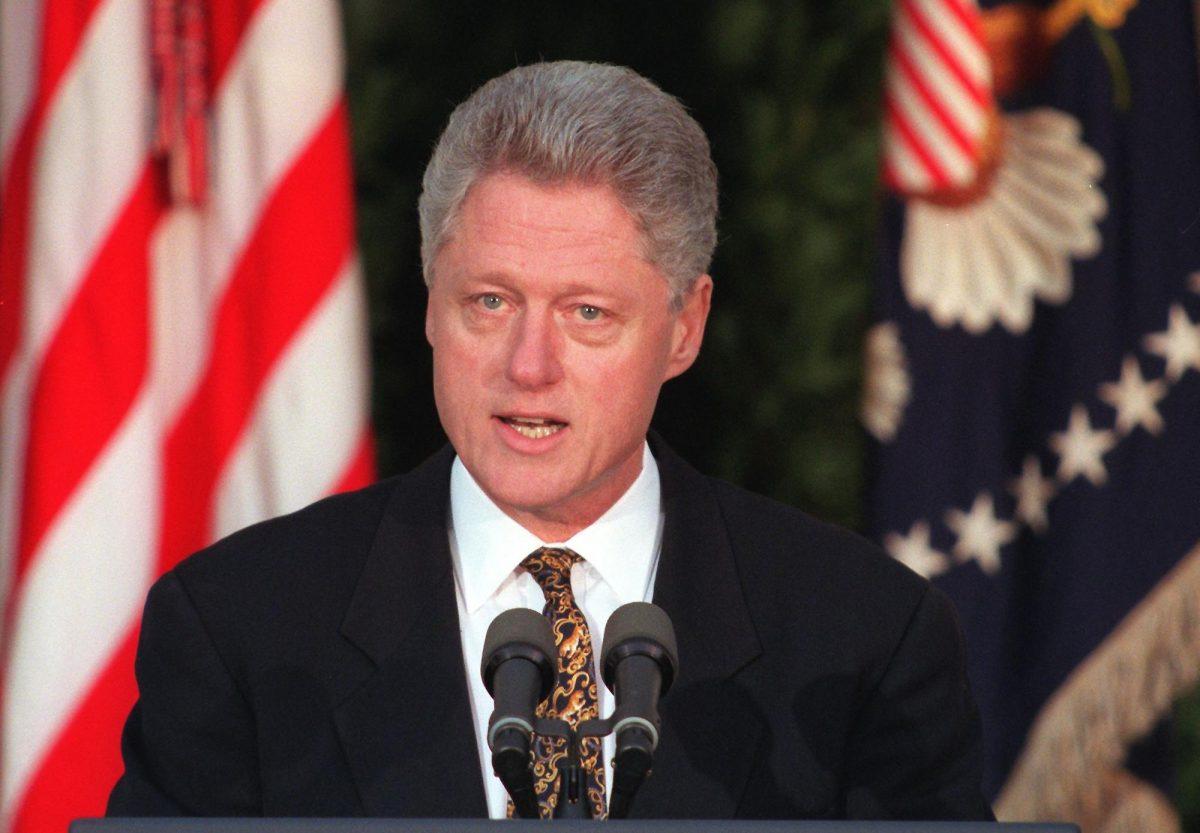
[507,421,564,439]
[511,423,562,439]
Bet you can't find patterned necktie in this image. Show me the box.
[512,547,607,819]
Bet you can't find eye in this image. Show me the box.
[478,294,504,311]
[577,305,604,322]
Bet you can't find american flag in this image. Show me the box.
[0,1,374,831]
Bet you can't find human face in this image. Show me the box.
[426,172,712,541]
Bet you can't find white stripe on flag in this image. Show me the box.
[912,0,990,89]
[149,207,207,417]
[214,258,369,538]
[0,0,41,172]
[1,394,158,819]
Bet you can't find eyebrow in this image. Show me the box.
[452,272,519,292]
[455,273,628,302]
[554,281,624,299]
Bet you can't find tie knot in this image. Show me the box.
[521,547,581,598]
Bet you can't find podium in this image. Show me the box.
[76,820,1079,833]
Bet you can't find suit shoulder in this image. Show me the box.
[706,475,930,612]
[174,475,401,590]
[144,475,412,679]
[703,476,953,695]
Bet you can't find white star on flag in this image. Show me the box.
[945,493,1016,575]
[884,521,950,578]
[1099,355,1167,435]
[1143,303,1200,381]
[1049,404,1117,485]
[1009,456,1057,534]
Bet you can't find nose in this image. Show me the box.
[505,308,564,389]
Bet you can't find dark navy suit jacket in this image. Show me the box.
[107,437,993,820]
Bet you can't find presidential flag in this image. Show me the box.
[0,2,374,831]
[867,0,1200,830]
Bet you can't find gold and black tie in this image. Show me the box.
[511,546,607,819]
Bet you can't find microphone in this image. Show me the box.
[481,608,557,819]
[600,602,679,819]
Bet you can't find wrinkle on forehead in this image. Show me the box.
[438,173,661,287]
[466,173,638,241]
[442,172,655,260]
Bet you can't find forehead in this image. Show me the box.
[435,172,658,290]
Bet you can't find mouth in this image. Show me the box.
[497,415,568,440]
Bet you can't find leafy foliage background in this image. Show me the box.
[339,0,1198,825]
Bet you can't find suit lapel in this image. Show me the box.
[633,435,764,818]
[333,446,489,818]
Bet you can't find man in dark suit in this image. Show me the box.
[108,61,992,821]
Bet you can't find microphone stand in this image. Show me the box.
[552,726,590,819]
[493,718,600,819]
[525,713,654,820]
[528,717,593,819]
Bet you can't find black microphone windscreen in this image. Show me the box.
[481,608,557,695]
[600,602,678,692]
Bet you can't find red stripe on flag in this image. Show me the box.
[0,122,35,387]
[942,0,987,49]
[207,0,270,95]
[32,0,105,94]
[900,0,989,108]
[884,94,952,188]
[0,0,106,387]
[881,157,906,193]
[159,102,355,571]
[8,628,138,833]
[332,429,376,495]
[889,39,979,162]
[15,166,163,581]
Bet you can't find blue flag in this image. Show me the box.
[868,0,1200,826]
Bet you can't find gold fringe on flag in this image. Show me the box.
[995,539,1200,832]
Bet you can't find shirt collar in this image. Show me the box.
[449,443,662,613]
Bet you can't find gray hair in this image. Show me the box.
[418,61,718,307]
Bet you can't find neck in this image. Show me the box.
[512,514,593,544]
[499,456,645,543]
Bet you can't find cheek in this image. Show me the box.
[575,339,669,413]
[432,337,483,422]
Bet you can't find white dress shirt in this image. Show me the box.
[448,442,663,818]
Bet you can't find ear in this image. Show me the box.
[424,289,436,347]
[663,274,713,381]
